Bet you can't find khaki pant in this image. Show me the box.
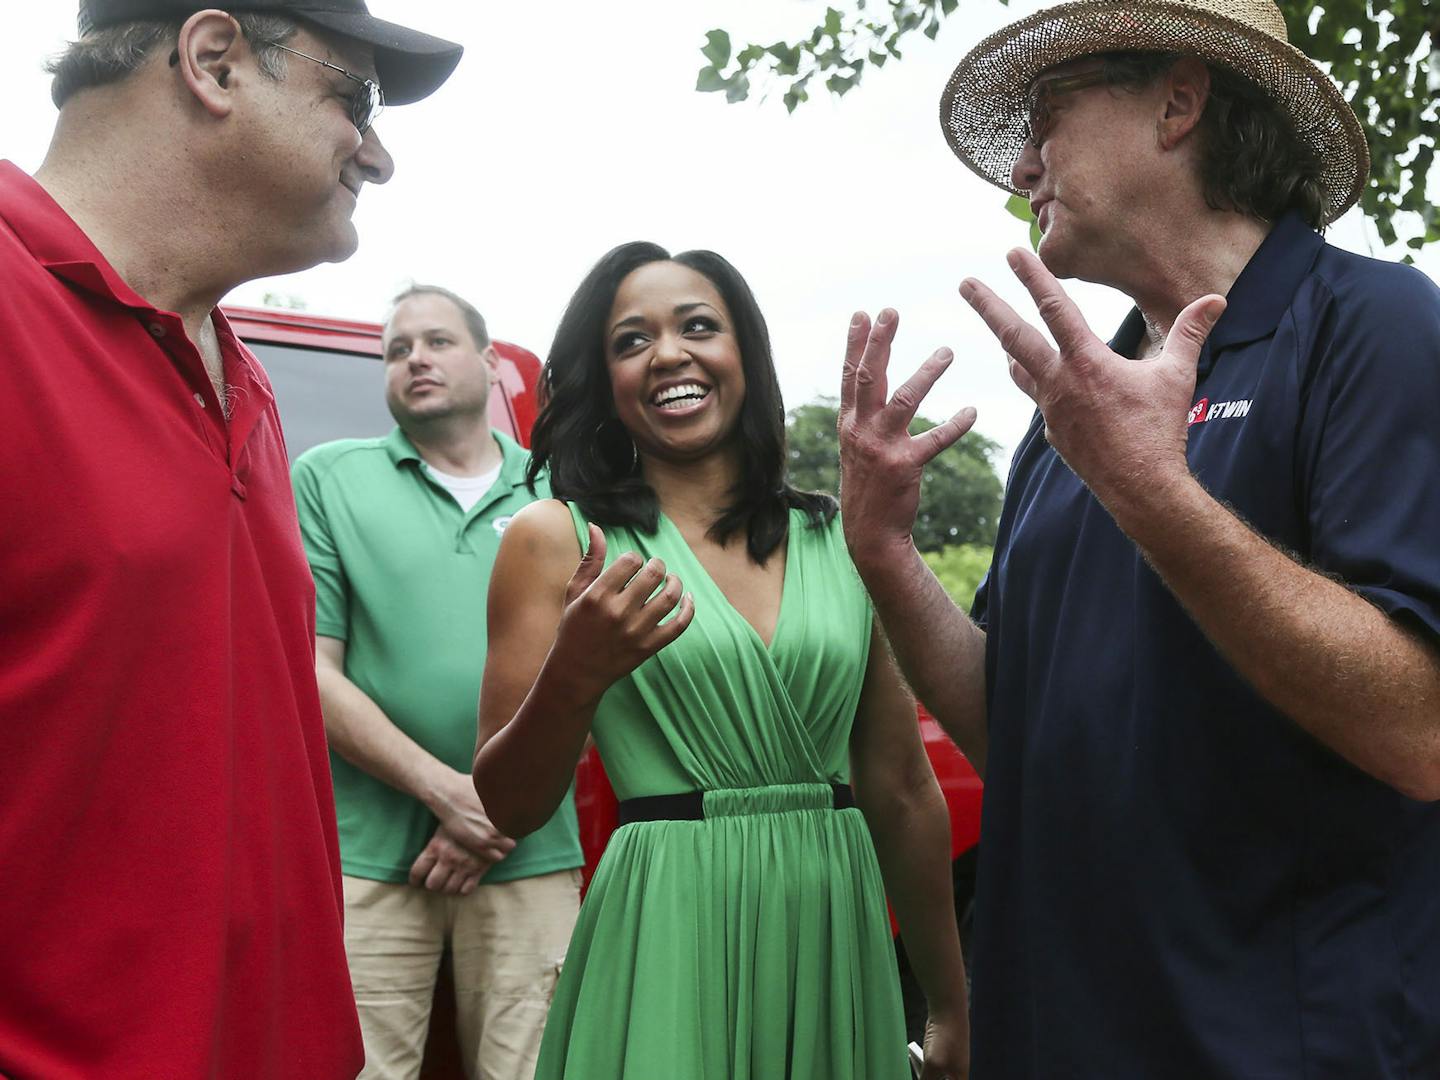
[342,869,582,1080]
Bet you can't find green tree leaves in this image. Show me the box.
[696,0,955,112]
[1005,194,1043,250]
[695,29,756,101]
[1285,0,1438,252]
[697,1,1439,249]
[701,29,731,69]
[921,542,992,608]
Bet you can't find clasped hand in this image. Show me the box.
[411,770,516,895]
[408,826,500,896]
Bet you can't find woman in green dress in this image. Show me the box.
[474,242,969,1079]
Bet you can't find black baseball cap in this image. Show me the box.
[78,0,463,105]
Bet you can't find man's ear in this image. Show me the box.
[482,344,502,383]
[173,10,247,119]
[1157,56,1210,150]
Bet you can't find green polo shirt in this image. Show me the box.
[292,429,581,885]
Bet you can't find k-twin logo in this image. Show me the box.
[1187,397,1253,426]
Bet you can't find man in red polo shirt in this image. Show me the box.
[0,3,461,1077]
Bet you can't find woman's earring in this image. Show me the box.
[593,418,640,475]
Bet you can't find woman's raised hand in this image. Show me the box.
[551,524,695,700]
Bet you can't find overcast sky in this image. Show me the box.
[5,1,1436,469]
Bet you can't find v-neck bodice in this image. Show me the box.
[652,512,791,653]
[564,503,872,800]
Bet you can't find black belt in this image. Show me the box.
[617,783,855,825]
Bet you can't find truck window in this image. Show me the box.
[247,341,394,461]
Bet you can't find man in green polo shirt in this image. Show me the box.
[292,285,582,1080]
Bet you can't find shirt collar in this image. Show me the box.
[0,160,158,315]
[1108,211,1325,362]
[384,427,423,466]
[493,430,530,487]
[1109,307,1148,358]
[2,160,274,434]
[385,426,529,488]
[1206,211,1324,353]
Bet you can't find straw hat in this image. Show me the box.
[938,0,1369,224]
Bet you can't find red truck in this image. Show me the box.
[228,304,984,1059]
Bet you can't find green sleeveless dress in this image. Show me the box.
[534,505,908,1080]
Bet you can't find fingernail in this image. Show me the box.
[958,280,975,299]
[878,309,895,326]
[850,311,865,328]
[938,347,954,363]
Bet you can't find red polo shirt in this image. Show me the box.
[0,162,363,1079]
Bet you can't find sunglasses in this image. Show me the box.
[168,41,385,135]
[1020,69,1112,148]
[266,42,385,135]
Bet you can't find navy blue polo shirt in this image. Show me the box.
[969,212,1440,1079]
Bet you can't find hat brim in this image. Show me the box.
[301,10,461,105]
[938,0,1368,225]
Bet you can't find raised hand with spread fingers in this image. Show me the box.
[959,247,1225,517]
[835,309,991,771]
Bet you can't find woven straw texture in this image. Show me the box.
[939,0,1368,224]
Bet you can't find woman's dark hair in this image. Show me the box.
[527,241,835,564]
[1098,51,1327,227]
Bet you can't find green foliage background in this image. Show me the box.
[698,0,1440,252]
[921,542,993,609]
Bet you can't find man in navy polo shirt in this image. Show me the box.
[838,0,1440,1076]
